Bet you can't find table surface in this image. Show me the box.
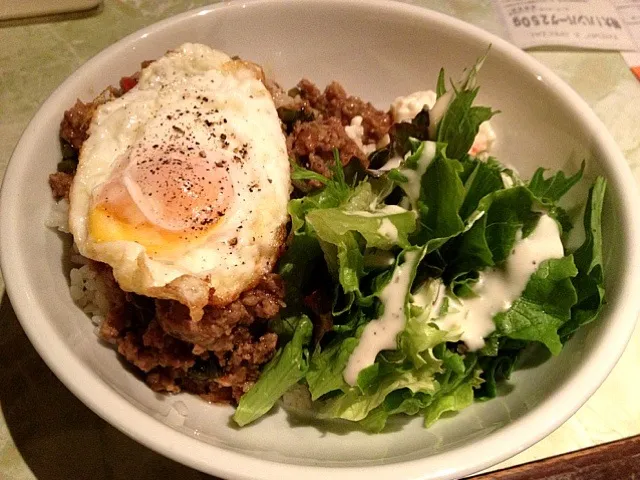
[1,1,639,478]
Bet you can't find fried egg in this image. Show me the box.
[69,44,290,317]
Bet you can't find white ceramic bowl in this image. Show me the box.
[2,1,639,479]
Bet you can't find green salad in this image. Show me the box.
[232,54,606,431]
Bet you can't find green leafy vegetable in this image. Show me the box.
[436,89,495,160]
[368,110,431,167]
[306,337,359,400]
[458,158,504,220]
[436,68,447,99]
[420,347,482,427]
[560,177,606,339]
[413,150,466,245]
[317,362,440,423]
[430,49,497,159]
[494,256,578,354]
[443,186,539,281]
[392,109,431,155]
[306,204,417,250]
[528,162,584,204]
[233,316,313,426]
[423,376,476,427]
[278,231,323,313]
[475,340,523,400]
[400,280,452,368]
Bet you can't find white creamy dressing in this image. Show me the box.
[344,205,410,217]
[391,90,437,123]
[412,279,445,312]
[469,121,497,158]
[345,115,377,155]
[434,214,564,350]
[343,249,423,386]
[398,141,437,207]
[391,89,495,156]
[427,89,454,139]
[500,165,523,189]
[377,218,398,242]
[501,171,515,188]
[376,155,403,172]
[345,115,390,156]
[378,89,497,173]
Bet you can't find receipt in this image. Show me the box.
[493,0,636,51]
[613,1,640,79]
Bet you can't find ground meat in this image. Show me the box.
[146,368,183,394]
[298,79,392,143]
[59,87,119,152]
[156,274,283,362]
[95,266,283,404]
[288,117,367,178]
[59,60,152,153]
[99,309,127,344]
[179,372,235,404]
[240,273,286,318]
[117,328,197,373]
[48,172,73,200]
[59,99,97,151]
[282,79,392,184]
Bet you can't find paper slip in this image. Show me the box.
[493,0,636,51]
[614,1,640,79]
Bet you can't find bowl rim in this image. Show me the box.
[2,1,640,479]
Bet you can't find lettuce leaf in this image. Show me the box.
[528,162,584,204]
[560,177,606,339]
[413,151,466,245]
[420,346,482,427]
[278,231,323,314]
[316,361,440,423]
[400,280,452,368]
[493,256,578,354]
[288,158,402,301]
[233,316,313,426]
[289,155,351,233]
[306,204,417,250]
[436,68,447,99]
[423,376,476,427]
[475,339,524,400]
[458,158,505,220]
[431,50,497,160]
[390,142,468,251]
[527,162,585,234]
[306,337,359,400]
[443,186,539,281]
[436,88,495,160]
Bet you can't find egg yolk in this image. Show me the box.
[89,143,233,257]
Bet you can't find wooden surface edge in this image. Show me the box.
[470,434,640,479]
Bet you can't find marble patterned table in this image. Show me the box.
[1,1,639,478]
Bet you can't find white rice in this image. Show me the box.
[159,404,187,428]
[172,400,189,416]
[45,199,70,233]
[69,264,110,325]
[46,199,110,323]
